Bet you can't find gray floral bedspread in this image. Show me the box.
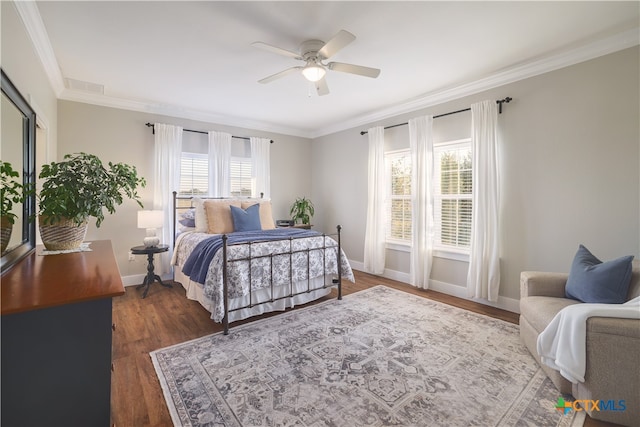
[173,230,355,322]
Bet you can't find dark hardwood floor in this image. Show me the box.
[110,270,614,426]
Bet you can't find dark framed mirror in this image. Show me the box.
[1,69,36,273]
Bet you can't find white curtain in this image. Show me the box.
[363,126,386,275]
[153,123,182,274]
[208,131,231,197]
[250,137,271,198]
[409,115,434,289]
[467,100,501,302]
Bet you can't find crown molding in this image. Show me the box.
[58,89,314,139]
[14,0,65,96]
[312,27,640,138]
[18,1,638,140]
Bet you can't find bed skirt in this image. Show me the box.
[174,269,332,323]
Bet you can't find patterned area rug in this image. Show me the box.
[151,286,584,426]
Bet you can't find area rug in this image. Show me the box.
[151,286,585,427]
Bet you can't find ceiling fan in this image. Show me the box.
[252,30,380,96]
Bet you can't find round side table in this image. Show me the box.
[130,244,172,298]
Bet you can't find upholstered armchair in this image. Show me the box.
[519,260,640,426]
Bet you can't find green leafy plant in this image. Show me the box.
[38,152,146,227]
[289,196,314,225]
[1,161,25,224]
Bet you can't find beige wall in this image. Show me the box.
[312,46,640,303]
[57,101,313,277]
[1,1,58,160]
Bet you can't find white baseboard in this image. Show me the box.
[347,259,364,272]
[121,273,173,287]
[428,279,521,314]
[348,259,520,314]
[348,259,413,283]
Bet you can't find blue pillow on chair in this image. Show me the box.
[565,244,634,303]
[230,204,262,232]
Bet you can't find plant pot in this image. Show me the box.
[1,215,13,253]
[39,216,88,251]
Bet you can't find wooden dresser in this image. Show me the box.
[1,240,124,427]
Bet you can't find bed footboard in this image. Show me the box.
[222,225,344,335]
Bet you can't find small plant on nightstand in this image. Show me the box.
[289,197,314,225]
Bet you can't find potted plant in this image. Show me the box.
[289,196,314,225]
[1,161,25,253]
[38,152,146,250]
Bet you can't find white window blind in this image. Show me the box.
[179,152,208,196]
[230,157,252,197]
[433,139,472,251]
[386,150,412,242]
[179,152,254,198]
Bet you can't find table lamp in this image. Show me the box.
[138,210,164,247]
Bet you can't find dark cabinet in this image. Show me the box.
[1,240,124,427]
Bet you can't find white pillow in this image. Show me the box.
[192,197,208,232]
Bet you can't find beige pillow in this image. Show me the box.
[204,200,241,234]
[241,201,276,230]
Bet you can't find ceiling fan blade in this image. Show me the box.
[328,62,381,78]
[318,30,356,59]
[258,67,302,84]
[315,78,329,96]
[252,41,301,59]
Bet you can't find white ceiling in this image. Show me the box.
[27,1,640,138]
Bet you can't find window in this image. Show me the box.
[433,139,472,252]
[230,157,252,197]
[179,151,254,198]
[384,139,473,254]
[386,150,412,242]
[179,152,208,196]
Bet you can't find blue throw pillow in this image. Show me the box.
[230,204,262,232]
[178,209,196,227]
[179,218,196,228]
[182,208,196,220]
[565,245,634,303]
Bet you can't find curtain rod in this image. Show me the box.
[145,123,274,144]
[359,97,512,136]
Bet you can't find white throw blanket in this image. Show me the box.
[537,296,640,384]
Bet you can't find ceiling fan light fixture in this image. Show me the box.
[302,64,326,82]
[253,30,379,95]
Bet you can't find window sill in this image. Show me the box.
[433,248,469,262]
[385,241,411,253]
[384,242,469,262]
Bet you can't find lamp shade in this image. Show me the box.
[137,210,164,229]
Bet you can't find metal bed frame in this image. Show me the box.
[172,191,343,334]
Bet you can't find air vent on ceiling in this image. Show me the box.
[65,78,104,94]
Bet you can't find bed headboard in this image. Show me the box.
[172,191,265,246]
